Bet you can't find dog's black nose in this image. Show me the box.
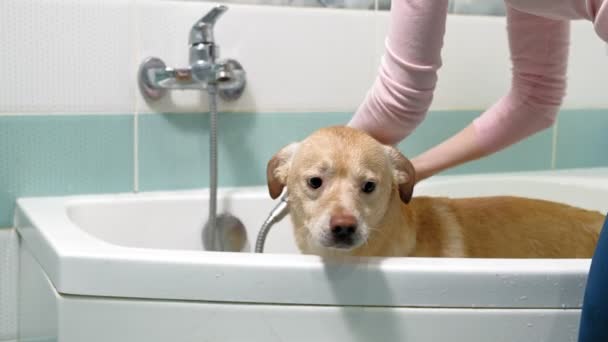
[330,213,358,243]
[331,225,357,239]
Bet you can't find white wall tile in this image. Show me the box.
[135,1,378,113]
[0,0,136,114]
[369,12,511,111]
[0,229,18,341]
[565,21,608,109]
[435,14,512,110]
[1,0,605,114]
[370,12,608,112]
[214,0,376,9]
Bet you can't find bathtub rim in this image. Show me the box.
[14,168,608,309]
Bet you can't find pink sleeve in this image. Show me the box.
[506,0,607,41]
[347,0,449,145]
[472,6,570,153]
[596,0,608,41]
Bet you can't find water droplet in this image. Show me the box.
[527,323,533,328]
[519,296,528,301]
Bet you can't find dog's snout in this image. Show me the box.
[330,214,358,239]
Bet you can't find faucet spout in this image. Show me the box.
[189,5,228,46]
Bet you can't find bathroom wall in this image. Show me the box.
[1,0,607,340]
[215,0,508,15]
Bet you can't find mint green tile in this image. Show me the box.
[398,110,554,176]
[139,111,553,191]
[0,115,134,227]
[555,109,608,169]
[219,113,352,187]
[138,112,350,191]
[0,110,560,228]
[397,110,480,156]
[137,113,208,190]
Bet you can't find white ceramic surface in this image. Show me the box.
[18,244,581,342]
[0,229,18,341]
[15,168,608,309]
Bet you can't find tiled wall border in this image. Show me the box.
[2,109,607,228]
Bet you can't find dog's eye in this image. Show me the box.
[362,181,376,193]
[307,177,323,189]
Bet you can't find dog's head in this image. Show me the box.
[266,126,415,255]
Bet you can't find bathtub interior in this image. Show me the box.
[67,190,300,254]
[66,173,608,256]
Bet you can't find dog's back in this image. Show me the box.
[267,125,605,258]
[408,196,604,258]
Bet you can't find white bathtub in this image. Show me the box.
[15,168,608,342]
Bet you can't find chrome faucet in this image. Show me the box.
[138,5,246,101]
[138,5,249,253]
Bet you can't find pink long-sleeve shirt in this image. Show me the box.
[349,0,608,153]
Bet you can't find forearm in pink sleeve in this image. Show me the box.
[506,0,607,41]
[348,0,449,145]
[472,6,570,154]
[596,0,608,41]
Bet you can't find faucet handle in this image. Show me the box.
[189,5,228,46]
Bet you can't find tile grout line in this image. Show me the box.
[373,0,380,68]
[132,0,141,193]
[551,118,559,169]
[134,112,139,193]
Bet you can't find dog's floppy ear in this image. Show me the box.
[384,145,416,203]
[266,143,299,199]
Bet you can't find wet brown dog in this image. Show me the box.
[267,126,603,258]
